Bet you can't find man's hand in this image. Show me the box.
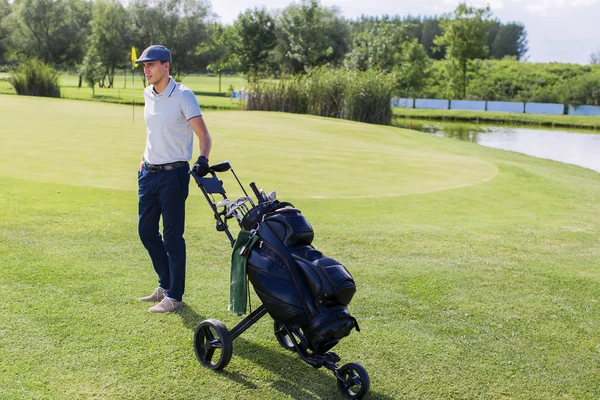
[192,155,210,177]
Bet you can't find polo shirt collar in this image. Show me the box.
[152,76,176,98]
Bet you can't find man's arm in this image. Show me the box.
[189,116,212,159]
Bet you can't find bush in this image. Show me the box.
[558,72,600,106]
[9,59,61,98]
[246,67,395,125]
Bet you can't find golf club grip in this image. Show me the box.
[249,182,264,203]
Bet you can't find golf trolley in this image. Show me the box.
[190,161,370,400]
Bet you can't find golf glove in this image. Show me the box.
[192,156,210,177]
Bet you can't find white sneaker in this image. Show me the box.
[148,297,183,313]
[139,287,166,302]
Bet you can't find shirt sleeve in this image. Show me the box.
[180,89,202,120]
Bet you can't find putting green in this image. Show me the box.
[0,94,497,198]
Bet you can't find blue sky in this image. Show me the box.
[210,0,600,64]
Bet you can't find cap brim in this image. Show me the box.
[135,57,155,64]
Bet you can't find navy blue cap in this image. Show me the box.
[135,45,172,64]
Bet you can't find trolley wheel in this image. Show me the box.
[193,319,232,370]
[337,362,370,400]
[273,321,295,352]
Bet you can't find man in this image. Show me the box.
[135,45,212,313]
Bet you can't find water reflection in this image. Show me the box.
[393,118,495,142]
[393,118,600,173]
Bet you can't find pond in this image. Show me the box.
[393,118,600,173]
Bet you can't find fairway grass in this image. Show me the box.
[0,95,496,198]
[0,72,246,110]
[2,95,600,399]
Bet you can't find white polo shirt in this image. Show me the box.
[143,77,202,165]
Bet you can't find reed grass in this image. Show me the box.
[246,67,395,125]
[8,59,61,98]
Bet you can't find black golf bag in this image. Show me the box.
[191,161,370,400]
[244,206,359,355]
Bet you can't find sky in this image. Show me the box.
[209,0,600,64]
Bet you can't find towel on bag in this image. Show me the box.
[229,229,259,315]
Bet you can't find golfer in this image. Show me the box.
[135,45,212,313]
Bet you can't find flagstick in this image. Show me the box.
[132,64,135,123]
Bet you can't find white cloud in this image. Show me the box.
[514,0,600,13]
[210,0,600,63]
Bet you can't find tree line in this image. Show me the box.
[0,1,525,84]
[1,0,598,106]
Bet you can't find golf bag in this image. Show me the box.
[243,204,359,355]
[192,161,370,399]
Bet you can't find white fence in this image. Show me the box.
[525,102,564,115]
[568,105,600,116]
[414,99,448,110]
[391,98,600,116]
[451,100,486,111]
[487,101,524,113]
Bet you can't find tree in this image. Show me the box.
[80,47,104,96]
[344,21,412,72]
[275,0,349,73]
[90,0,130,88]
[233,7,277,75]
[67,0,93,87]
[559,72,600,106]
[434,3,491,99]
[590,48,600,65]
[420,17,444,60]
[163,0,210,78]
[396,39,431,98]
[7,0,90,66]
[128,0,210,79]
[0,0,11,64]
[203,23,238,91]
[491,22,528,60]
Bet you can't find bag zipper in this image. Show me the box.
[261,240,312,318]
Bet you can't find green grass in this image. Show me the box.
[2,70,599,126]
[0,72,247,110]
[393,107,600,130]
[2,94,600,399]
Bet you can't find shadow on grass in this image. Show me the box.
[179,303,206,331]
[233,337,394,400]
[179,306,393,399]
[91,95,121,101]
[179,305,259,390]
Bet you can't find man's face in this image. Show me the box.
[142,61,169,85]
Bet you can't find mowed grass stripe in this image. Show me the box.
[1,95,600,399]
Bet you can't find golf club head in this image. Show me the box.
[226,196,251,219]
[216,199,231,209]
[268,191,276,201]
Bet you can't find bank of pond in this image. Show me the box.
[392,117,600,174]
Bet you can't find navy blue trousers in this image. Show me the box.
[138,163,189,302]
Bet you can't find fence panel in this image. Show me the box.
[392,97,600,117]
[391,98,414,108]
[568,105,600,116]
[525,102,564,115]
[450,100,486,111]
[415,99,449,110]
[487,101,525,113]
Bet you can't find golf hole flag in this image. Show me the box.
[131,46,137,123]
[131,47,138,68]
